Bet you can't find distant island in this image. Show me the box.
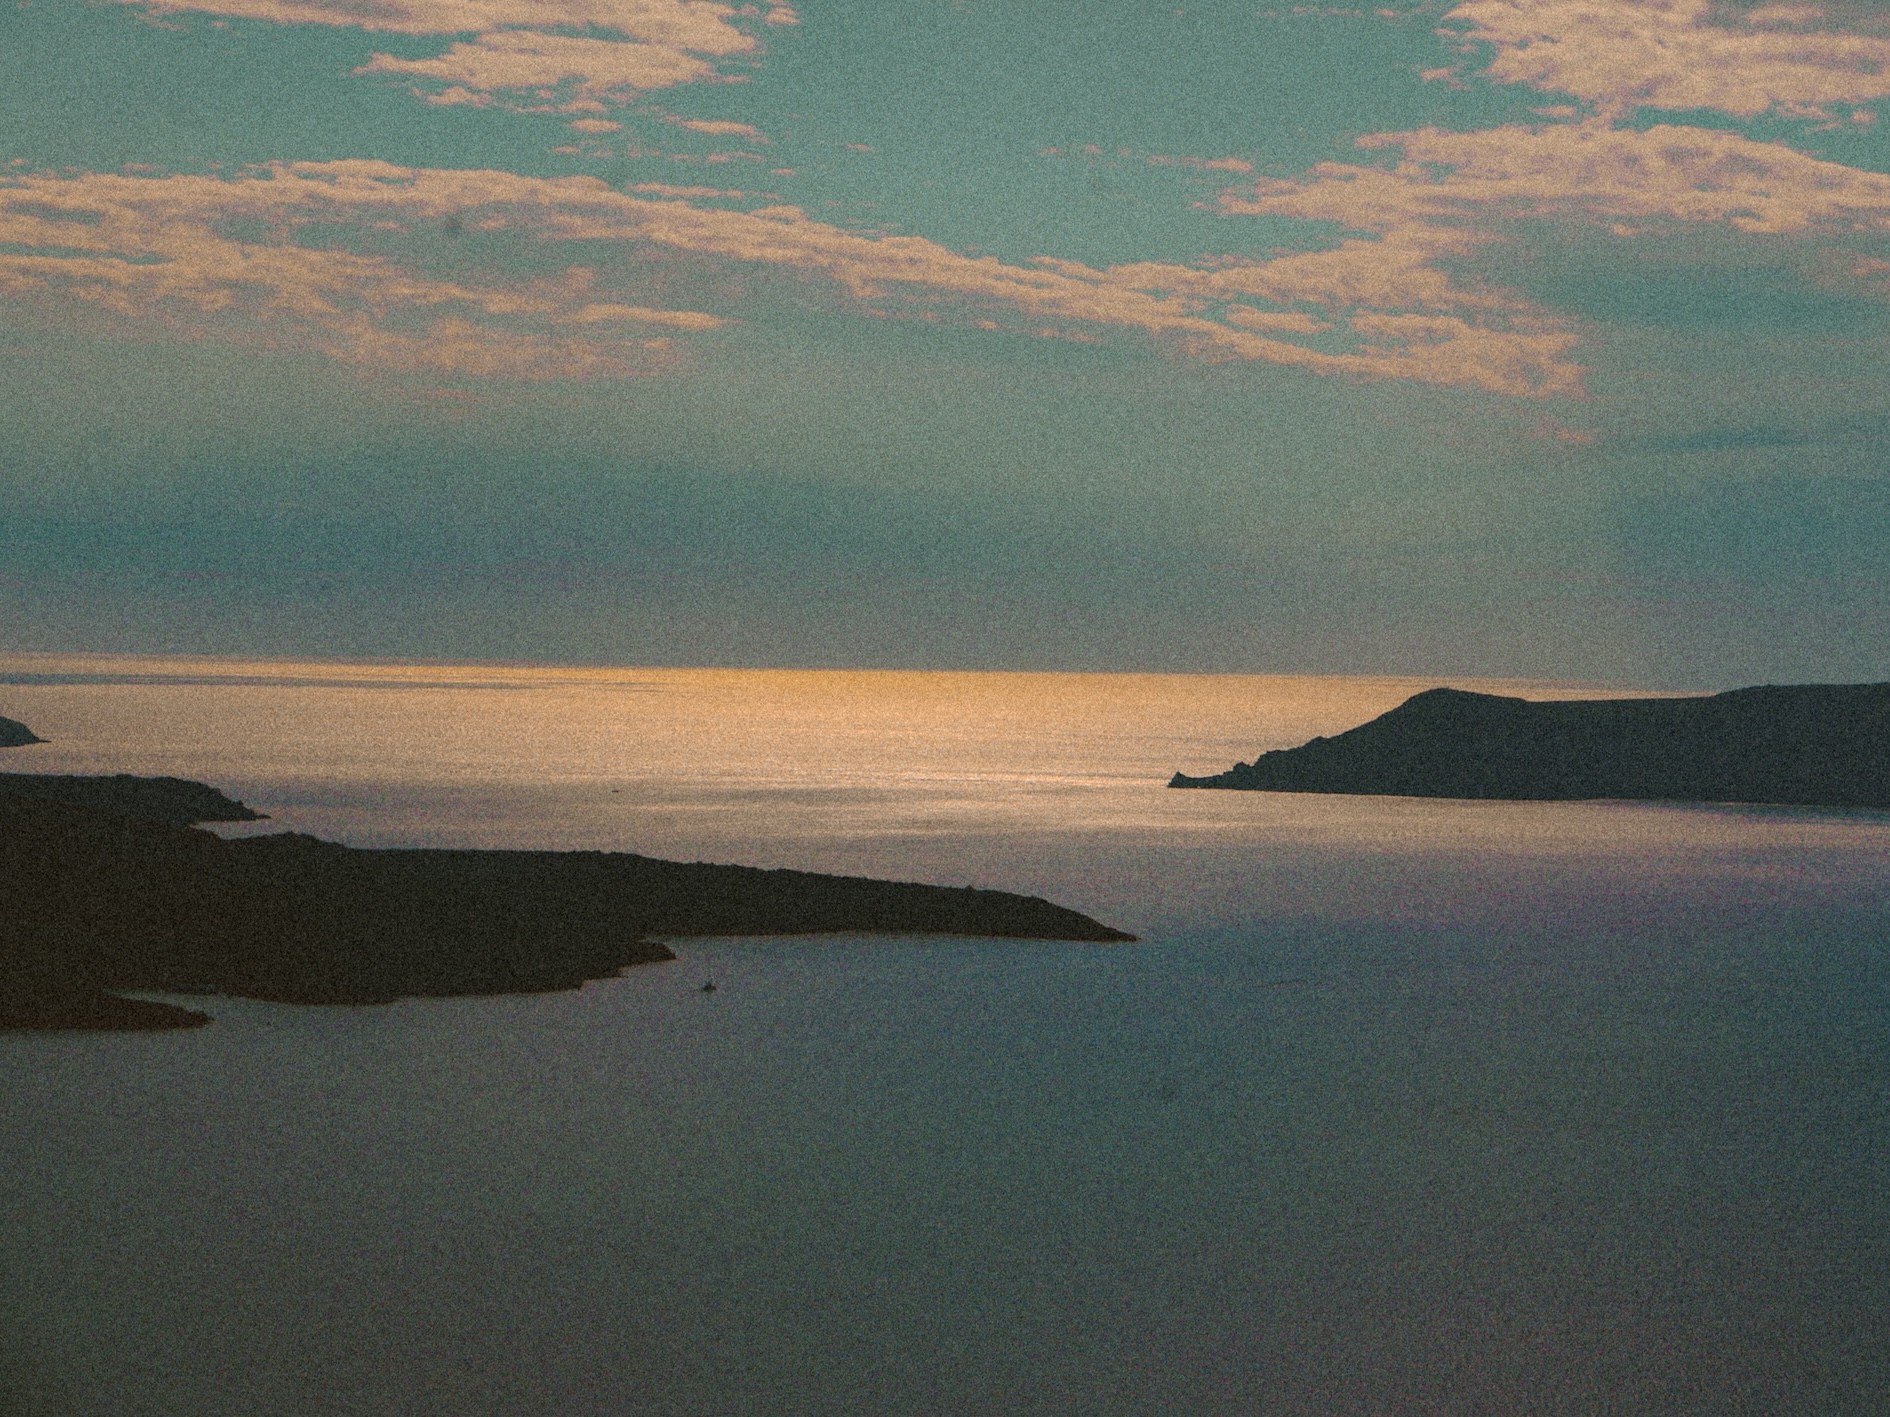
[0,715,44,747]
[1170,682,1890,809]
[1,773,1132,1032]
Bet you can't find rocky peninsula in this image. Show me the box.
[1170,682,1890,809]
[0,767,1132,1032]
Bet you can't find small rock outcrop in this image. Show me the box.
[1170,682,1890,809]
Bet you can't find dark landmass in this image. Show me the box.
[0,716,44,747]
[1,779,1132,1032]
[0,772,263,826]
[0,989,212,1032]
[1170,682,1890,809]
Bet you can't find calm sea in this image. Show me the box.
[2,654,1887,1415]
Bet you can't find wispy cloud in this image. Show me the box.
[66,1,1890,400]
[99,0,1890,404]
[119,0,794,111]
[1164,0,1890,395]
[119,0,792,42]
[0,161,1584,395]
[1440,0,1890,119]
[355,30,718,108]
[46,0,1890,401]
[1205,116,1890,393]
[670,117,766,139]
[1145,153,1256,174]
[0,163,726,380]
[1232,121,1890,236]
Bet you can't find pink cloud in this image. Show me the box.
[1229,122,1890,236]
[0,164,729,380]
[120,0,789,44]
[0,159,1588,397]
[1198,116,1890,396]
[120,0,794,111]
[671,117,766,138]
[1146,153,1257,174]
[1440,0,1890,119]
[357,30,716,105]
[535,189,1581,394]
[627,181,747,197]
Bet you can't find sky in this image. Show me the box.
[3,0,1890,686]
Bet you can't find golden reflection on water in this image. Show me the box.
[3,651,1881,923]
[0,649,1667,792]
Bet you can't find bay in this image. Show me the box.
[2,654,1887,1414]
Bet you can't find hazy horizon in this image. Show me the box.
[0,646,1807,709]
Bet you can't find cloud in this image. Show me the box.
[71,0,1890,403]
[0,163,727,380]
[1208,118,1890,368]
[1185,0,1890,375]
[540,194,1580,395]
[1440,0,1890,118]
[1229,120,1890,235]
[1145,153,1256,174]
[0,160,1586,396]
[670,118,766,139]
[121,0,789,43]
[356,30,717,106]
[626,181,747,196]
[119,0,794,110]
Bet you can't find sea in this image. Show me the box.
[2,653,1887,1416]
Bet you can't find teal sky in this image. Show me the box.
[5,0,1890,684]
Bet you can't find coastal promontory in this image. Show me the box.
[0,715,44,747]
[0,771,264,826]
[1,775,1133,1032]
[1170,682,1890,809]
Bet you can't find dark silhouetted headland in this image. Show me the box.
[1170,682,1890,809]
[1,776,1133,1032]
[0,715,44,747]
[0,772,263,826]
